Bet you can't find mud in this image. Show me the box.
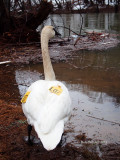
[0,35,119,65]
[0,98,120,160]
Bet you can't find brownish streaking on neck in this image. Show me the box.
[41,32,56,81]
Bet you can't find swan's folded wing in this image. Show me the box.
[38,90,71,134]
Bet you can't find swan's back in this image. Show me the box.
[22,80,71,150]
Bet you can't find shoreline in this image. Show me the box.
[52,5,120,14]
[0,35,119,66]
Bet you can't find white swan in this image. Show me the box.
[21,26,71,151]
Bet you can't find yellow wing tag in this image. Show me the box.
[21,91,31,103]
[49,86,63,95]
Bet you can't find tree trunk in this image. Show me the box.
[0,1,53,42]
[0,0,11,35]
[115,0,119,12]
[26,1,53,30]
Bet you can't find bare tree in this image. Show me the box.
[0,0,11,34]
[0,0,53,42]
[115,0,120,12]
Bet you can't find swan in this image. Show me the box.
[21,26,71,151]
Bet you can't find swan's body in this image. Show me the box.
[22,26,71,151]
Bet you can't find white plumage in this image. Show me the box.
[22,26,71,151]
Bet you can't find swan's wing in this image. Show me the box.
[34,83,71,150]
[22,80,49,125]
[38,88,71,134]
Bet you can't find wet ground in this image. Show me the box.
[0,36,120,159]
[0,34,119,64]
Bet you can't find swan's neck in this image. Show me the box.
[41,34,56,81]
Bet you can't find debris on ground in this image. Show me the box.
[0,33,119,65]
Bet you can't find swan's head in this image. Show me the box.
[41,26,60,40]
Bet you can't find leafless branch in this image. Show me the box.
[57,25,81,36]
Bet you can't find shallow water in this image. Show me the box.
[15,47,120,144]
[41,13,120,36]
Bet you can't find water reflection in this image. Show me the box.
[15,69,43,97]
[42,13,120,36]
[15,59,120,144]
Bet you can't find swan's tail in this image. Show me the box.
[34,120,64,151]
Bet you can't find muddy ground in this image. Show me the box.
[0,36,120,160]
[0,34,119,64]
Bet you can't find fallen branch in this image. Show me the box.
[87,115,120,125]
[0,61,11,65]
[18,83,30,87]
[57,25,81,36]
[0,38,68,47]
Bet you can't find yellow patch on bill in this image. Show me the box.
[21,91,31,103]
[49,85,63,95]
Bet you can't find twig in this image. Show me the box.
[57,25,80,36]
[0,39,68,46]
[0,61,11,65]
[87,115,120,125]
[79,14,83,35]
[18,83,30,87]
